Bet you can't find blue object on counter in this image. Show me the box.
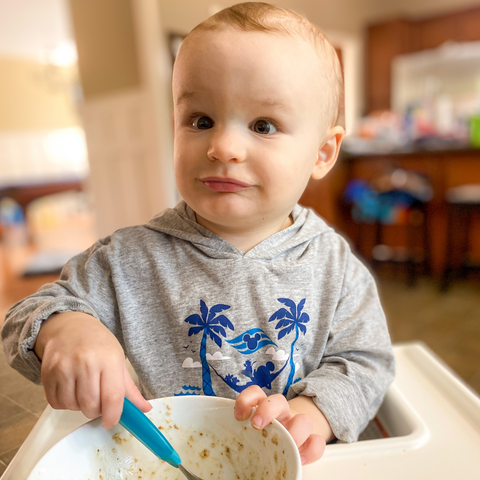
[119,397,181,468]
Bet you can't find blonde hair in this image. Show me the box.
[182,2,343,129]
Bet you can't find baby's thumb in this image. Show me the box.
[124,365,152,413]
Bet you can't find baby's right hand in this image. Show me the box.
[34,312,151,429]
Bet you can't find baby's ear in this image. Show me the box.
[311,126,345,180]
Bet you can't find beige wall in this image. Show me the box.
[66,0,177,235]
[158,0,372,35]
[368,0,480,23]
[158,0,480,36]
[0,56,80,131]
[69,0,141,99]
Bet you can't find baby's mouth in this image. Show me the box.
[200,176,253,192]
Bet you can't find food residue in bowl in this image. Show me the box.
[91,402,290,480]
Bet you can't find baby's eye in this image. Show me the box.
[192,116,214,130]
[252,119,277,135]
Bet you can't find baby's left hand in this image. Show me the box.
[234,386,326,465]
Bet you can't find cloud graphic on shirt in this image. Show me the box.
[265,348,289,361]
[182,357,201,368]
[273,350,289,361]
[206,352,230,361]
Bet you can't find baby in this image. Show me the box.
[1,2,394,465]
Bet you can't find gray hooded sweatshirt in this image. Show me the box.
[2,201,394,442]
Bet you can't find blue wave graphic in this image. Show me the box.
[181,385,202,391]
[226,328,276,354]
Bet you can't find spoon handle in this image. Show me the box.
[119,397,181,468]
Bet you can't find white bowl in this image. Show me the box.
[27,396,302,480]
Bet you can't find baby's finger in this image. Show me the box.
[100,367,125,429]
[40,356,79,411]
[55,376,81,411]
[234,385,267,421]
[76,372,102,419]
[124,366,152,413]
[298,434,326,465]
[41,372,61,410]
[284,413,313,448]
[250,394,291,430]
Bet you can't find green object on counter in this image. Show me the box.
[471,116,480,148]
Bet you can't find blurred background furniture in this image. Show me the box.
[0,181,83,220]
[321,148,480,281]
[441,184,480,290]
[342,168,432,286]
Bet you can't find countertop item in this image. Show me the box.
[2,342,480,480]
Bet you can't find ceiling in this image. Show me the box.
[0,0,73,59]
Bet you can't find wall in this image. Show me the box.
[66,0,177,237]
[159,0,480,39]
[0,54,86,187]
[368,0,480,22]
[0,56,80,131]
[69,0,141,99]
[159,0,374,35]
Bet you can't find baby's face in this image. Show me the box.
[173,27,330,230]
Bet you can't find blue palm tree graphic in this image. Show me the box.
[184,300,234,396]
[269,298,310,396]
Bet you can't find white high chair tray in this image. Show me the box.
[2,342,480,480]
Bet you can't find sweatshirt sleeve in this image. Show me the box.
[290,252,395,443]
[1,237,120,385]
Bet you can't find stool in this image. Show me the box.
[440,184,480,291]
[344,170,433,286]
[356,198,431,286]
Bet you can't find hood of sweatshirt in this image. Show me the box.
[145,201,333,261]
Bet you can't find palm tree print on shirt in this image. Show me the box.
[269,298,310,396]
[184,300,234,396]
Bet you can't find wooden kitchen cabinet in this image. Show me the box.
[366,19,415,113]
[415,14,460,51]
[459,8,480,42]
[366,6,480,113]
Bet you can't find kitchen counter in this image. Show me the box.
[341,133,478,155]
[2,342,480,479]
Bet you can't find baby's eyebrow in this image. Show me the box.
[175,91,293,115]
[175,90,196,107]
[257,98,293,114]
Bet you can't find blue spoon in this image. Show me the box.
[119,397,204,480]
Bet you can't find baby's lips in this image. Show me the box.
[200,176,253,192]
[200,176,253,187]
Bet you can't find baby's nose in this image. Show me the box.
[207,127,247,163]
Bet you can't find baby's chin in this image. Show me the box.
[188,195,264,228]
[195,202,257,228]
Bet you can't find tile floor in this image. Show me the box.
[0,261,479,475]
[0,273,56,476]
